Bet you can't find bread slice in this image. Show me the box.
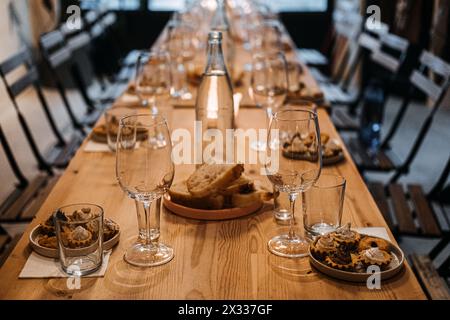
[231,186,274,208]
[187,164,244,198]
[220,175,254,195]
[169,181,224,210]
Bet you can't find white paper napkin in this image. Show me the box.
[84,140,112,153]
[84,140,140,153]
[19,250,112,279]
[355,227,390,241]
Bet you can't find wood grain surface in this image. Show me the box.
[0,19,426,300]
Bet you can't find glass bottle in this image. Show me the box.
[211,0,235,80]
[195,31,234,165]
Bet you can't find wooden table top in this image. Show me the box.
[0,20,426,300]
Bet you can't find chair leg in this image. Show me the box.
[429,234,450,260]
[437,253,450,277]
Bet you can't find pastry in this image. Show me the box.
[38,235,58,249]
[103,218,120,241]
[282,132,343,164]
[324,251,359,271]
[359,247,392,268]
[67,226,93,248]
[310,233,338,260]
[72,207,94,221]
[358,236,392,252]
[40,215,55,236]
[330,224,361,248]
[40,209,68,235]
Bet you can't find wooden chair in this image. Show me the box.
[409,254,450,300]
[0,49,83,170]
[333,32,409,131]
[0,123,59,222]
[39,30,103,127]
[368,156,450,299]
[347,50,450,174]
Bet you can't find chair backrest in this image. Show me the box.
[388,51,450,183]
[0,124,28,189]
[428,155,450,200]
[337,31,381,90]
[370,33,409,73]
[40,30,95,118]
[410,51,450,101]
[40,30,72,70]
[364,20,389,38]
[0,49,62,174]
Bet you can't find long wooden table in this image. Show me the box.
[0,20,426,300]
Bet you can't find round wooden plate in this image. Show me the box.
[29,224,120,259]
[163,195,263,221]
[309,234,405,282]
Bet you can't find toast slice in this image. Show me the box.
[220,175,254,195]
[187,164,244,198]
[231,185,274,208]
[169,181,224,210]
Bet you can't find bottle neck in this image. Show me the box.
[205,39,226,74]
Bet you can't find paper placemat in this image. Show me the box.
[19,250,112,279]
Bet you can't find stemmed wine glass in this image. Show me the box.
[116,114,175,267]
[250,51,288,151]
[265,107,322,258]
[135,50,172,115]
[261,19,284,54]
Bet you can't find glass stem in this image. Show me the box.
[152,96,159,115]
[288,192,298,239]
[135,198,161,246]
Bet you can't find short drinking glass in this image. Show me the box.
[54,203,104,276]
[303,174,346,238]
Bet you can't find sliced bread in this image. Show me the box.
[187,164,244,198]
[169,181,224,210]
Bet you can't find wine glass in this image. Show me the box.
[250,51,288,151]
[167,20,194,100]
[135,50,172,115]
[116,114,175,267]
[261,19,284,54]
[265,107,322,258]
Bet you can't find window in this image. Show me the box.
[268,0,328,12]
[80,0,140,11]
[148,0,185,11]
[81,0,328,12]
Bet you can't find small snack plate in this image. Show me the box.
[29,225,120,259]
[282,138,345,166]
[309,234,405,282]
[163,194,262,221]
[322,151,345,166]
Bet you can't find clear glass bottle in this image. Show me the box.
[211,0,235,80]
[195,31,234,164]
